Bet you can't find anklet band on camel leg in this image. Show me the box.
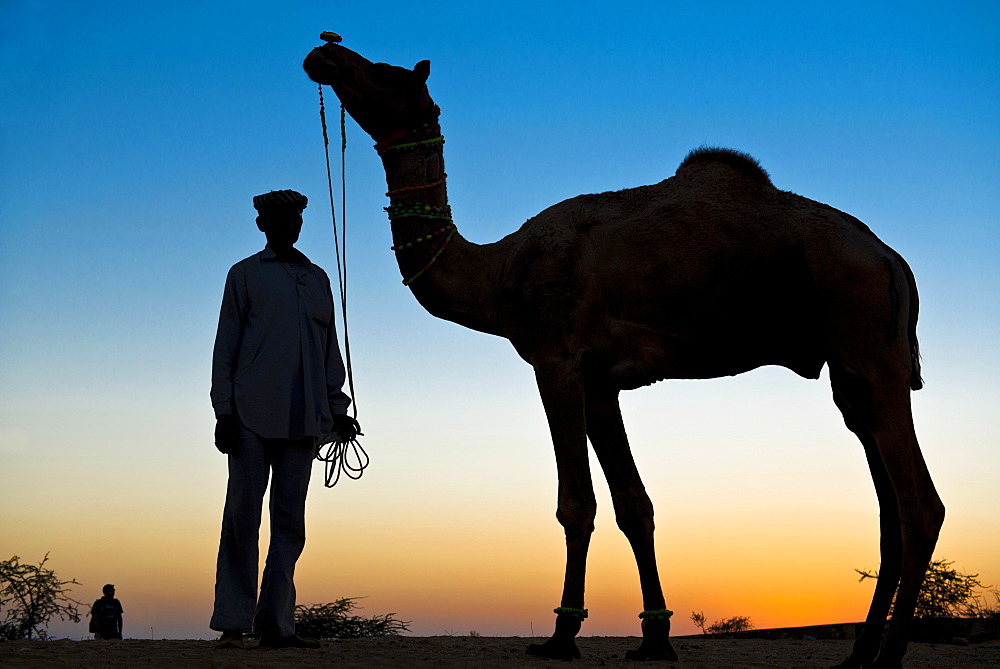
[553,607,589,620]
[639,609,673,620]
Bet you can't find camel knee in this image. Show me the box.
[924,496,946,534]
[901,497,944,553]
[612,493,655,540]
[556,498,597,541]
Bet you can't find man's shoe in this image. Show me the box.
[215,631,245,650]
[257,634,321,649]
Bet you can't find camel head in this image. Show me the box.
[303,43,438,143]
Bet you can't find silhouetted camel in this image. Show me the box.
[304,42,943,668]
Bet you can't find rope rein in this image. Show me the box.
[317,84,368,487]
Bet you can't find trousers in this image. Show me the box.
[210,421,315,637]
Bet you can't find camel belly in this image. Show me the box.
[596,317,826,390]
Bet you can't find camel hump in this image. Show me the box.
[676,147,772,186]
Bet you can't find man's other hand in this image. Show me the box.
[215,414,240,454]
[333,414,362,442]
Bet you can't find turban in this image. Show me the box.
[253,189,308,211]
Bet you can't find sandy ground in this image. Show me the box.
[2,636,1000,667]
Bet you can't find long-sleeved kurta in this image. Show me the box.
[211,246,351,441]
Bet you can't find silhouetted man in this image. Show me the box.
[210,189,358,650]
[91,584,123,640]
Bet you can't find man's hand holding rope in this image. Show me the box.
[317,413,368,487]
[333,413,362,442]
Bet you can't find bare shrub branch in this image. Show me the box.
[0,554,83,640]
[857,558,1000,619]
[690,610,753,635]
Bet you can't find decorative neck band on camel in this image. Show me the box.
[385,203,452,220]
[385,202,457,286]
[386,173,448,197]
[376,128,447,195]
[389,223,456,251]
[379,128,454,284]
[375,126,443,154]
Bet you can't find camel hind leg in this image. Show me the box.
[586,386,677,661]
[831,367,902,667]
[829,361,944,668]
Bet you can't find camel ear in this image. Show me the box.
[414,60,430,82]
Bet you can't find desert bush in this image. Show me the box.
[293,598,409,639]
[857,558,1000,619]
[0,554,82,640]
[964,590,1000,620]
[691,611,754,635]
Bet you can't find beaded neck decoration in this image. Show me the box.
[385,202,458,286]
[378,121,448,195]
[374,121,443,155]
[386,203,452,220]
[386,173,447,197]
[377,134,444,154]
[379,119,453,286]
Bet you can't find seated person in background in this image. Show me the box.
[91,584,123,640]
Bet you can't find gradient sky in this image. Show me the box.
[2,0,998,641]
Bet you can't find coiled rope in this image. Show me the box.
[317,84,369,487]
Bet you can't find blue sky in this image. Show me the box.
[1,0,998,640]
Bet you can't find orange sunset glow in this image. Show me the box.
[3,0,998,648]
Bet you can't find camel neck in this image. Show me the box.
[380,140,451,259]
[378,137,505,337]
[380,133,447,205]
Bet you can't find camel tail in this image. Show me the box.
[898,254,923,391]
[847,210,923,391]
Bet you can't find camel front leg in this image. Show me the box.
[586,388,678,662]
[525,358,595,660]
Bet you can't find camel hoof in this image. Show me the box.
[832,656,902,669]
[526,639,581,660]
[624,640,679,661]
[833,650,898,669]
[625,615,678,661]
[831,658,864,669]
